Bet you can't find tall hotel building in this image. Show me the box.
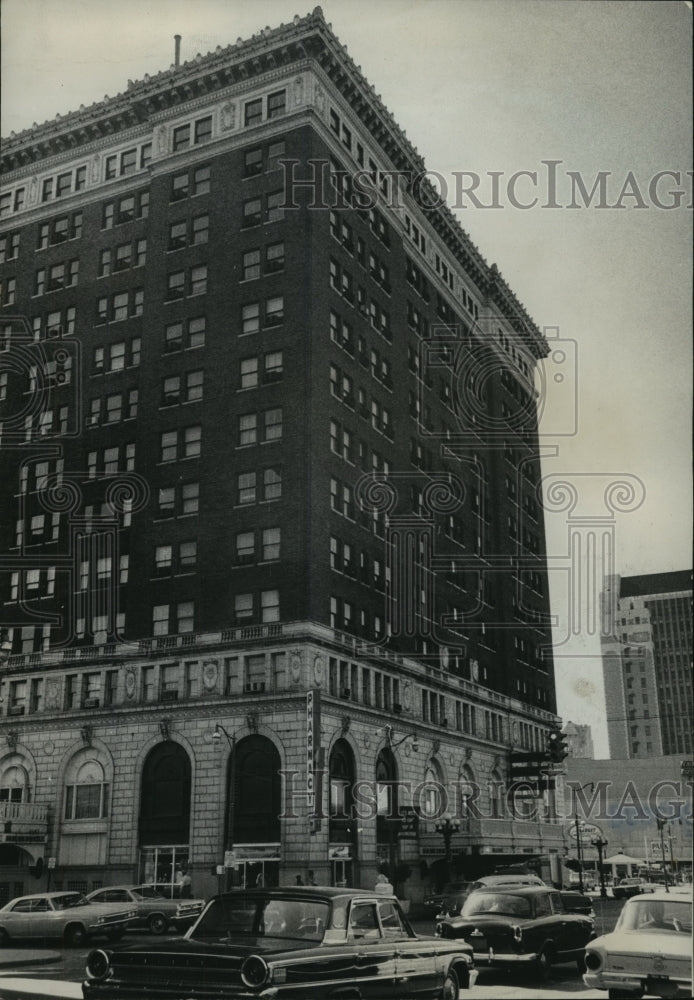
[601,571,692,760]
[0,8,564,902]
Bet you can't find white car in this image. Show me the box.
[0,891,136,946]
[583,889,692,999]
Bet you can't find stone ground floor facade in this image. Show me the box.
[0,624,567,906]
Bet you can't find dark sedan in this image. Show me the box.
[83,887,477,999]
[436,885,595,980]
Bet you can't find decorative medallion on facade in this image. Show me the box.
[202,659,218,690]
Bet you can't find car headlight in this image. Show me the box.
[512,924,523,943]
[241,955,270,988]
[96,916,105,924]
[86,949,111,981]
[584,950,602,971]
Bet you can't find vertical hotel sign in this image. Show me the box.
[306,689,321,817]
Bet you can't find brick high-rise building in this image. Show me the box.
[601,571,692,759]
[1,8,564,901]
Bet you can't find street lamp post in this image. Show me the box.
[591,836,609,899]
[212,724,236,887]
[574,814,585,894]
[435,813,460,885]
[656,817,670,893]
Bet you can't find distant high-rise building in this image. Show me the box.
[562,720,594,759]
[601,571,692,759]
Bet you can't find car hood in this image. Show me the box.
[110,935,323,959]
[589,930,693,960]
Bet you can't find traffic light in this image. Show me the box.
[546,729,569,763]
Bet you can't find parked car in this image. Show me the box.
[583,889,692,999]
[423,881,471,915]
[82,886,477,999]
[436,884,595,979]
[559,890,595,920]
[437,873,545,918]
[86,884,205,934]
[0,891,135,947]
[612,876,657,900]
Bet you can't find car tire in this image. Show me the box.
[534,946,553,981]
[64,923,87,948]
[149,913,168,935]
[441,968,460,1000]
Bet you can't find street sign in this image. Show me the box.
[566,821,604,841]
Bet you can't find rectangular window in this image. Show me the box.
[266,190,284,223]
[239,413,257,446]
[242,302,260,334]
[261,589,280,623]
[236,531,255,563]
[192,214,209,244]
[265,242,284,272]
[243,198,262,228]
[265,296,284,326]
[238,471,256,505]
[192,165,210,196]
[240,357,259,389]
[194,116,213,144]
[153,605,170,636]
[244,147,263,177]
[183,425,201,458]
[244,98,263,126]
[243,249,261,281]
[267,90,286,119]
[173,123,191,151]
[262,527,280,561]
[120,148,137,175]
[263,407,283,442]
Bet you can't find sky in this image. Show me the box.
[2,0,692,756]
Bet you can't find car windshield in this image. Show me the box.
[462,892,532,918]
[617,899,692,933]
[51,894,89,910]
[191,897,330,943]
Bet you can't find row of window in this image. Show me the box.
[99,239,148,275]
[93,336,141,372]
[329,212,390,291]
[329,258,392,340]
[95,288,144,323]
[241,241,284,280]
[233,527,281,564]
[243,139,286,177]
[329,536,386,589]
[33,259,79,295]
[88,389,138,426]
[242,190,285,227]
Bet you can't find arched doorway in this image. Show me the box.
[139,742,191,890]
[225,735,281,888]
[329,739,356,886]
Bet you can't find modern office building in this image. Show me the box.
[601,571,692,760]
[562,721,594,759]
[0,8,564,903]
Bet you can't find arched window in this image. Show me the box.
[64,756,108,820]
[0,762,29,803]
[420,760,444,820]
[458,764,476,818]
[231,735,281,844]
[329,739,355,819]
[140,742,191,846]
[489,768,503,819]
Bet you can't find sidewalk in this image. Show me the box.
[0,977,81,999]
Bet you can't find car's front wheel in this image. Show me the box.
[64,923,87,947]
[441,968,459,1000]
[148,913,168,935]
